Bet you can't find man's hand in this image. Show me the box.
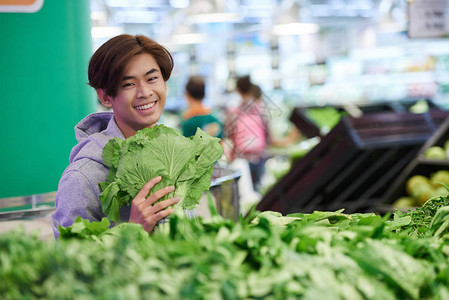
[129,176,180,233]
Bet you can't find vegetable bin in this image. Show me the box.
[209,166,241,220]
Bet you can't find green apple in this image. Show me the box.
[425,146,446,160]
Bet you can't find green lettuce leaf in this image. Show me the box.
[99,125,223,221]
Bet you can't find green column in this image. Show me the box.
[0,0,95,198]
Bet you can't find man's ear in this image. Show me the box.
[97,89,113,108]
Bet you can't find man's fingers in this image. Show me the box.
[151,197,180,212]
[146,185,175,205]
[134,176,162,203]
[154,207,176,221]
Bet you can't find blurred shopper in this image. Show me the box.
[51,34,182,238]
[225,75,271,191]
[180,75,223,138]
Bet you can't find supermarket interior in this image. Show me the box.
[3,1,449,298]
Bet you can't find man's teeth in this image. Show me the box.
[135,102,156,110]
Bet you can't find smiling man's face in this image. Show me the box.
[99,53,167,138]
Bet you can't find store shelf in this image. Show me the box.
[0,192,56,221]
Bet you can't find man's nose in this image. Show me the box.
[136,82,152,98]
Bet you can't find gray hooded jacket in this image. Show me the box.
[51,112,128,237]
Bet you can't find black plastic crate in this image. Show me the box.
[289,100,441,139]
[289,107,323,138]
[398,99,441,112]
[321,146,419,213]
[258,109,449,215]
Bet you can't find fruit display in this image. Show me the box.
[424,138,449,160]
[393,170,449,208]
[424,146,447,160]
[421,116,449,161]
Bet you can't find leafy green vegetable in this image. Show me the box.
[392,195,449,237]
[4,192,449,299]
[3,206,449,299]
[304,106,343,133]
[58,216,110,240]
[429,206,449,238]
[99,125,224,221]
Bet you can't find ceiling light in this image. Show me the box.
[114,10,159,23]
[272,23,320,35]
[91,26,125,39]
[188,12,241,23]
[105,0,166,8]
[169,22,208,44]
[170,33,208,44]
[272,0,320,35]
[159,12,209,46]
[375,0,406,33]
[169,0,189,9]
[186,0,242,23]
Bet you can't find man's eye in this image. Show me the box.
[122,83,134,88]
[148,76,157,82]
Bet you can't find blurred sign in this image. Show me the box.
[0,0,43,13]
[408,0,449,38]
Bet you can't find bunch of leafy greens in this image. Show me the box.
[99,125,224,221]
[390,194,449,237]
[4,202,449,299]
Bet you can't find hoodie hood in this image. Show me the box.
[69,112,125,164]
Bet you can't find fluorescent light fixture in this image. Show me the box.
[186,0,242,23]
[272,0,319,35]
[105,0,165,8]
[376,22,406,33]
[114,10,159,23]
[91,26,125,39]
[162,20,208,45]
[350,46,405,60]
[169,0,189,9]
[272,23,319,35]
[188,12,242,23]
[376,0,407,33]
[91,11,108,22]
[170,33,208,44]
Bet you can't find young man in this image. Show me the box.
[180,75,223,138]
[51,34,179,237]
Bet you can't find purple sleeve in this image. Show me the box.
[50,170,104,238]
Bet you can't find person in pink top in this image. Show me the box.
[225,76,271,191]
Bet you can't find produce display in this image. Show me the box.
[99,125,224,221]
[408,99,431,114]
[424,141,449,160]
[2,194,449,299]
[303,106,343,135]
[393,171,449,208]
[263,137,321,195]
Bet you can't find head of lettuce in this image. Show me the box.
[99,125,224,222]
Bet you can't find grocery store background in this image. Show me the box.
[1,0,449,203]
